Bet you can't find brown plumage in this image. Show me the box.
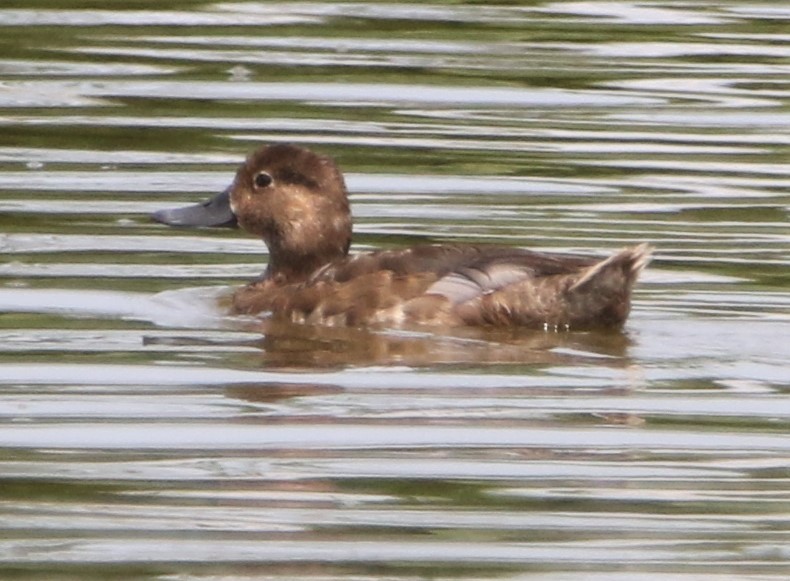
[154,144,652,330]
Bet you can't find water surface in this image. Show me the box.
[0,0,788,579]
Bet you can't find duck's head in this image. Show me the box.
[153,144,352,282]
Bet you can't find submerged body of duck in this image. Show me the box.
[153,144,652,330]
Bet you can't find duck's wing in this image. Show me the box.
[302,244,604,326]
[426,261,540,305]
[422,247,598,305]
[449,244,654,329]
[311,244,594,287]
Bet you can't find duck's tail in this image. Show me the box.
[570,243,653,293]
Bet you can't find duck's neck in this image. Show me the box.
[263,254,327,283]
[262,240,350,284]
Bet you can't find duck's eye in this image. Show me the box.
[254,172,273,188]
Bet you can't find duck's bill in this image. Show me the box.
[151,187,237,227]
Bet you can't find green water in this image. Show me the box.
[0,0,788,578]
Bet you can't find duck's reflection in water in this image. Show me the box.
[244,317,633,370]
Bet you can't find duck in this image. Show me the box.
[152,144,652,330]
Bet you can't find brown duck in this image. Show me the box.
[152,144,652,330]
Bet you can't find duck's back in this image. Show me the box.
[231,244,651,330]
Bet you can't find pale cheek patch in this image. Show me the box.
[283,192,320,239]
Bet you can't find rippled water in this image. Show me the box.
[0,1,788,578]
